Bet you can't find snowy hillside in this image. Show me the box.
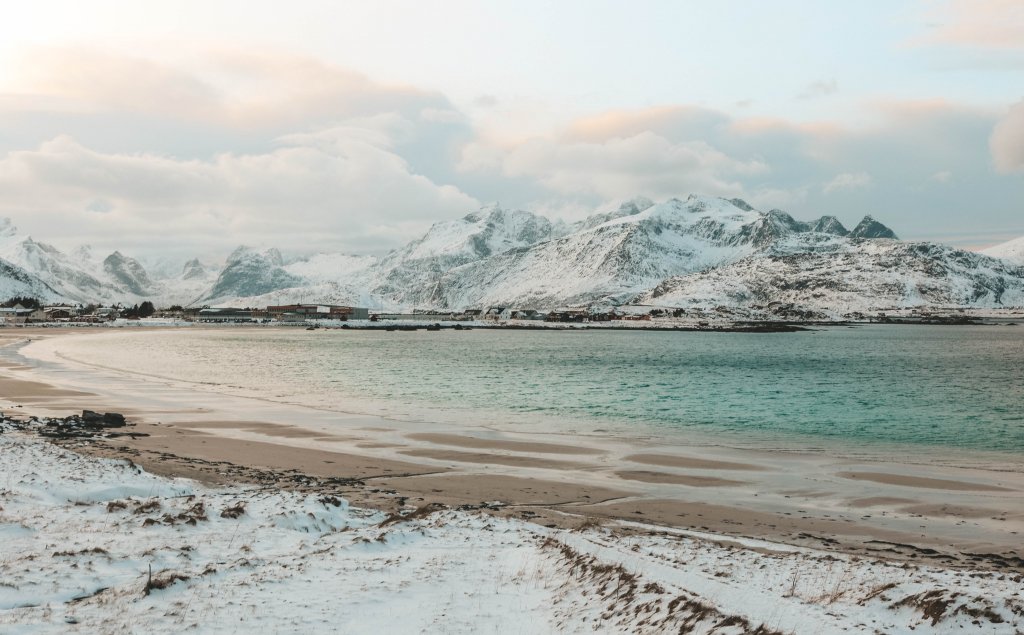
[419,197,905,309]
[0,220,162,305]
[204,251,377,308]
[983,234,1024,265]
[3,198,1024,314]
[641,240,1024,317]
[199,204,564,308]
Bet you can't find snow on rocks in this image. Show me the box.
[1,432,1021,634]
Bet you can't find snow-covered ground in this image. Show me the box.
[983,234,1024,265]
[1,430,1021,634]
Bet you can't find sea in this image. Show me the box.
[27,324,1024,463]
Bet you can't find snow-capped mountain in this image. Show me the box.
[2,198,1023,316]
[640,240,1024,318]
[0,235,112,302]
[201,196,915,311]
[412,197,907,309]
[0,219,186,306]
[199,204,565,307]
[982,235,1024,265]
[203,247,302,302]
[363,204,565,307]
[103,252,156,297]
[0,259,62,304]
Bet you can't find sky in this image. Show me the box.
[0,0,1022,264]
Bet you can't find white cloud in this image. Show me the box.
[930,170,953,183]
[0,129,478,256]
[822,172,873,194]
[747,186,811,210]
[463,131,768,202]
[990,100,1024,172]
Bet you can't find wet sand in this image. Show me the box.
[407,432,604,455]
[614,470,747,487]
[625,453,768,471]
[837,471,1015,492]
[2,327,1024,571]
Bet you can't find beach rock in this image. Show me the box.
[101,413,126,428]
[82,410,126,428]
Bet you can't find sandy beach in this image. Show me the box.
[2,327,1022,569]
[2,327,1024,633]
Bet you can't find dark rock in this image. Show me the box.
[102,413,126,427]
[81,411,126,427]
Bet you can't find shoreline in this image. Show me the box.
[2,327,1022,574]
[5,430,1021,633]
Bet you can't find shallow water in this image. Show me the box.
[37,324,1024,458]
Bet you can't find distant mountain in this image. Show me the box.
[103,251,155,297]
[0,219,181,305]
[641,240,1024,318]
[415,197,902,309]
[182,259,212,281]
[203,247,302,302]
[1,198,1023,318]
[0,258,62,304]
[982,235,1024,265]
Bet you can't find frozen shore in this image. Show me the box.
[1,327,1023,632]
[2,428,1022,634]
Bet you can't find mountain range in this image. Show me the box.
[2,196,1023,318]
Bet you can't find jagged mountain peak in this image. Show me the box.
[226,246,284,266]
[181,258,209,280]
[4,195,1020,315]
[575,197,656,231]
[205,246,300,302]
[613,196,656,216]
[850,215,898,239]
[396,204,556,264]
[811,216,849,236]
[726,198,755,212]
[103,251,154,296]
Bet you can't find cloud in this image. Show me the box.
[463,131,767,202]
[797,79,838,100]
[930,170,953,183]
[454,99,1023,246]
[2,47,468,166]
[0,46,486,257]
[990,100,1024,172]
[0,129,478,256]
[916,0,1024,50]
[2,46,1023,258]
[822,172,873,194]
[565,106,731,143]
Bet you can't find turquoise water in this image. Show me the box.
[47,325,1024,456]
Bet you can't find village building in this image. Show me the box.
[43,306,81,321]
[370,312,460,321]
[92,307,120,321]
[0,304,37,325]
[266,305,369,321]
[197,308,256,323]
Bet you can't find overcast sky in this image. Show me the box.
[0,0,1022,262]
